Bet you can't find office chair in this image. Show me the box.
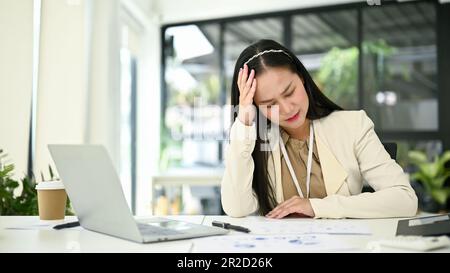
[362,142,397,193]
[382,142,397,161]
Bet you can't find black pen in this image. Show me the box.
[212,220,251,233]
[53,221,80,230]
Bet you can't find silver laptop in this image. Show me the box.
[48,144,228,243]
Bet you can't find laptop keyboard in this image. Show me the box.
[137,223,183,236]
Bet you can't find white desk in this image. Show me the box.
[0,215,203,253]
[1,215,449,253]
[203,215,449,253]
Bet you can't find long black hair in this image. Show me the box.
[230,39,343,215]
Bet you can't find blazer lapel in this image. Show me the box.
[313,120,348,196]
[268,119,348,202]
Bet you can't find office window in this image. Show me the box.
[162,24,222,170]
[292,10,358,110]
[162,1,446,166]
[362,2,437,131]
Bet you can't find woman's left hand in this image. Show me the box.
[265,196,315,219]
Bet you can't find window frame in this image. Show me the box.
[160,0,450,171]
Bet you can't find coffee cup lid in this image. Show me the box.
[35,180,65,190]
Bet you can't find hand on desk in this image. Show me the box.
[265,196,315,219]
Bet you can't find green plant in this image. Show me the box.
[159,126,183,171]
[0,149,73,215]
[315,46,359,109]
[314,39,397,110]
[408,150,450,206]
[0,150,38,215]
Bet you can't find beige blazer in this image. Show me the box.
[221,110,418,218]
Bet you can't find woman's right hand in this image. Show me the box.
[237,64,257,126]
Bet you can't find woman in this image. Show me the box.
[221,39,417,219]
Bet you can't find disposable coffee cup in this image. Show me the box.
[36,181,67,220]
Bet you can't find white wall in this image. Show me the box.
[35,0,88,177]
[34,0,123,178]
[84,0,121,169]
[0,0,33,180]
[0,0,157,215]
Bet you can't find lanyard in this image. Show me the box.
[279,122,314,198]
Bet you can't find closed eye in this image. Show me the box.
[285,90,294,97]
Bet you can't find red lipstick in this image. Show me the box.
[286,112,300,122]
